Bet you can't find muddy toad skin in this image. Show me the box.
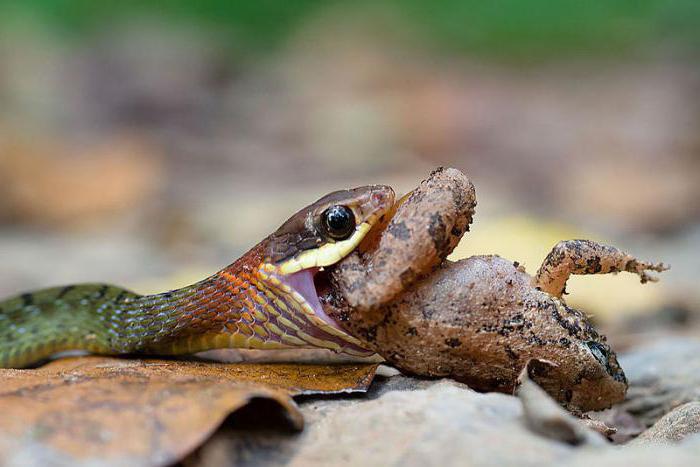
[322,167,667,412]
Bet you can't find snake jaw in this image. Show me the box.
[257,263,369,353]
[277,268,341,330]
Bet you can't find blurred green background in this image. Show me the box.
[0,1,698,337]
[4,1,700,59]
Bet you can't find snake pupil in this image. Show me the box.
[322,205,355,240]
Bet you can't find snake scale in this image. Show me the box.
[0,186,395,368]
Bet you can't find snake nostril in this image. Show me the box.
[371,192,385,206]
[371,189,392,208]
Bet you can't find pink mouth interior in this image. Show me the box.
[280,268,344,332]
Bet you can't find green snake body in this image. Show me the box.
[0,283,165,368]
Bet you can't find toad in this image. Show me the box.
[321,167,667,412]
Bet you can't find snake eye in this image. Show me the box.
[322,205,355,240]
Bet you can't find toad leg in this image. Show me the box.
[331,167,476,311]
[533,239,668,298]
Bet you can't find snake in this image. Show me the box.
[0,185,395,368]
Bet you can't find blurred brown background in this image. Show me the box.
[0,1,698,339]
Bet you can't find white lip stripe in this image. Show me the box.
[278,223,371,275]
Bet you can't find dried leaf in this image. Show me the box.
[0,356,379,466]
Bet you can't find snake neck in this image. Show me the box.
[138,241,371,356]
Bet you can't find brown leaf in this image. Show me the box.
[0,356,378,466]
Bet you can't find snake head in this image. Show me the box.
[264,185,395,273]
[255,185,395,352]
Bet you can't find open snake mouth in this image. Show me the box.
[258,263,367,353]
[281,267,343,332]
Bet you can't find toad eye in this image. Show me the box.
[322,205,355,240]
[585,341,610,368]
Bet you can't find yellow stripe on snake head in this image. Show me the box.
[278,222,371,275]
